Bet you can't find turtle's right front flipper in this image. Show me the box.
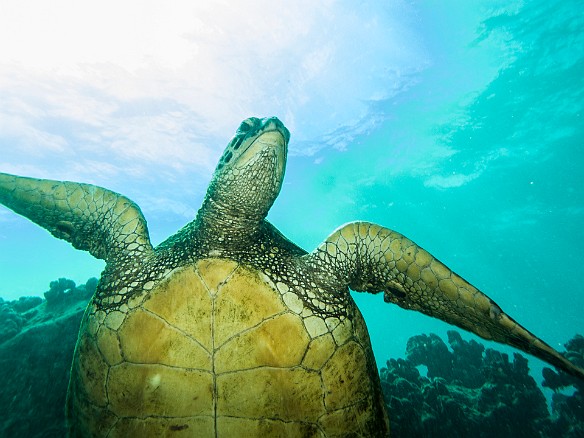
[0,172,154,264]
[304,221,584,381]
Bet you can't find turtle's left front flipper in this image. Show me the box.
[305,221,584,381]
[0,172,154,264]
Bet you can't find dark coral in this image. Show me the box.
[381,330,584,437]
[44,277,76,303]
[542,335,584,438]
[0,299,24,343]
[11,296,43,313]
[43,277,98,304]
[0,278,95,437]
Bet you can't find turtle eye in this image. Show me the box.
[238,118,258,133]
[238,122,251,132]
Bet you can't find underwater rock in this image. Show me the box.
[0,278,93,438]
[0,296,44,343]
[380,330,584,437]
[43,277,75,303]
[542,335,584,438]
[543,335,584,391]
[11,296,44,313]
[43,277,97,304]
[0,300,24,343]
[405,333,455,382]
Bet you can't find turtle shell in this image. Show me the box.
[67,258,389,437]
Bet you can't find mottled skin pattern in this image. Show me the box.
[0,117,583,437]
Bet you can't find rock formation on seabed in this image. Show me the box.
[380,330,584,438]
[0,278,96,437]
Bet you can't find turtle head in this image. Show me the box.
[206,117,290,223]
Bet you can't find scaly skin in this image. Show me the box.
[305,221,584,380]
[0,174,153,263]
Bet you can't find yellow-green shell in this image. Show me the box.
[68,258,389,437]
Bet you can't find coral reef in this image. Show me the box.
[0,278,95,438]
[43,277,97,304]
[542,335,584,438]
[0,299,23,344]
[0,276,97,345]
[0,296,44,343]
[380,330,584,437]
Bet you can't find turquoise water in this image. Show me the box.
[275,0,584,383]
[1,0,583,399]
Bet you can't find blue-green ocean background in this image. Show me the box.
[1,0,583,400]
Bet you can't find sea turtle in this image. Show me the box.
[0,116,583,437]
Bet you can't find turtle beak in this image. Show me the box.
[264,117,290,143]
[237,117,289,170]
